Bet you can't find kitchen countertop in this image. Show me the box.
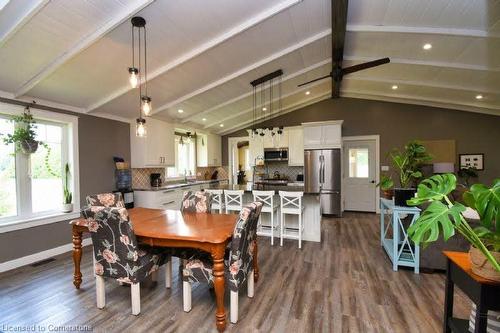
[208,183,310,193]
[134,179,227,191]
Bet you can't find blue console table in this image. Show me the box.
[380,198,421,274]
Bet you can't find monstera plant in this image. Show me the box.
[407,174,500,279]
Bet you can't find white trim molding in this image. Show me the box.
[0,238,91,273]
[0,211,80,233]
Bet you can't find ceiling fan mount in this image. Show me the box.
[298,0,390,98]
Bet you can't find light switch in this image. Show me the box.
[381,165,389,171]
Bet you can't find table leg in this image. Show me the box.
[474,300,488,333]
[72,226,83,289]
[253,240,259,283]
[443,259,454,333]
[212,244,226,332]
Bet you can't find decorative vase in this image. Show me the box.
[62,203,73,213]
[394,188,416,206]
[382,189,394,200]
[20,139,38,154]
[469,246,500,282]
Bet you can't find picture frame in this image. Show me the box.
[459,153,484,171]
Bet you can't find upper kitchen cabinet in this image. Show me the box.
[303,120,343,149]
[248,133,264,167]
[288,126,304,166]
[263,128,289,148]
[197,133,222,167]
[130,118,175,168]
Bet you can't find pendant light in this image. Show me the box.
[129,16,152,137]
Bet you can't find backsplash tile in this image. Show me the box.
[263,162,303,181]
[196,166,229,180]
[132,168,164,189]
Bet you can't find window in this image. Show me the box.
[0,103,79,227]
[348,148,369,178]
[166,135,196,178]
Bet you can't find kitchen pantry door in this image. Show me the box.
[343,137,378,212]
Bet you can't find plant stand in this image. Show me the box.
[443,251,500,333]
[380,198,421,274]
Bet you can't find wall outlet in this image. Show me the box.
[381,165,389,171]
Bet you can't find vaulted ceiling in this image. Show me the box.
[0,0,498,135]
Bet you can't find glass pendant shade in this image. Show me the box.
[129,67,139,88]
[141,96,152,116]
[136,118,146,137]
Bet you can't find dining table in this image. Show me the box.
[70,207,259,332]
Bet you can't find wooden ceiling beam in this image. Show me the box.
[331,0,348,98]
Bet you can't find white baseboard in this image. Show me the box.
[0,238,92,273]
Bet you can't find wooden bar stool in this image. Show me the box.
[224,190,244,214]
[205,189,224,213]
[252,190,279,245]
[279,191,305,249]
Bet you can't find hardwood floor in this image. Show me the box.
[0,212,471,332]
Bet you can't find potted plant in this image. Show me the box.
[389,140,432,206]
[62,163,73,213]
[2,108,39,154]
[407,174,500,281]
[458,166,478,187]
[377,174,394,199]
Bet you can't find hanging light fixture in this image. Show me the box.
[248,69,283,141]
[129,16,152,136]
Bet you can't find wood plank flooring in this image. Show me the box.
[0,213,471,332]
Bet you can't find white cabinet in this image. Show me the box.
[248,135,264,167]
[134,182,215,210]
[288,127,304,166]
[303,120,343,149]
[263,129,288,148]
[197,133,222,167]
[130,118,175,168]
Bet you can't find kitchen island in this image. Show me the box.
[208,183,321,243]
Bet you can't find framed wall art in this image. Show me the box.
[459,153,484,171]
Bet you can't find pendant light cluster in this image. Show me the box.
[128,16,152,137]
[249,69,284,142]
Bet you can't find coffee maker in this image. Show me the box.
[150,173,162,187]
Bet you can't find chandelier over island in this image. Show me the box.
[248,69,284,144]
[128,16,152,137]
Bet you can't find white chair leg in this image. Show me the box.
[131,283,140,315]
[165,257,172,289]
[280,212,284,247]
[247,270,254,298]
[151,270,158,282]
[230,290,239,324]
[183,281,192,312]
[96,275,105,309]
[299,212,302,249]
[270,212,274,246]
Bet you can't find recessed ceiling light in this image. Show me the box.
[423,43,432,50]
[177,109,184,113]
[391,85,398,90]
[202,118,207,121]
[219,124,224,127]
[305,91,311,95]
[262,107,267,111]
[476,94,483,100]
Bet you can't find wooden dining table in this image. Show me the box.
[70,207,259,332]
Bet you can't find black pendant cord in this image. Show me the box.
[131,25,135,69]
[138,26,142,119]
[144,26,148,97]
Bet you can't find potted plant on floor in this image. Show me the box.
[62,163,73,213]
[377,174,394,199]
[407,174,500,281]
[389,140,432,206]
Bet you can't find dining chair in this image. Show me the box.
[82,206,171,315]
[182,201,263,323]
[224,190,244,214]
[252,190,279,245]
[180,190,213,213]
[204,189,224,213]
[279,191,305,249]
[86,192,125,207]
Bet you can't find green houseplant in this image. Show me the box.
[389,140,432,206]
[458,166,478,187]
[377,174,394,199]
[407,174,500,280]
[62,163,73,213]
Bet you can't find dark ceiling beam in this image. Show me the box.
[331,0,348,98]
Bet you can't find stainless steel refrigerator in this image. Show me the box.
[304,149,341,216]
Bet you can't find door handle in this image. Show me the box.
[370,180,375,183]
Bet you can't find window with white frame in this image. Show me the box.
[166,135,196,178]
[0,103,79,226]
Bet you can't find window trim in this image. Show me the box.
[0,102,80,231]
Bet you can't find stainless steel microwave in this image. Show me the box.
[264,148,288,161]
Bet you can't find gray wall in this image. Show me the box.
[222,98,500,185]
[0,99,130,263]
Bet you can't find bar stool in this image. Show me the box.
[205,189,224,213]
[252,190,279,245]
[224,190,244,214]
[279,191,305,249]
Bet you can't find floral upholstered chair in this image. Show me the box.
[86,192,125,207]
[182,201,263,323]
[82,206,171,315]
[180,190,213,213]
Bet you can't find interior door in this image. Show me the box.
[343,139,377,212]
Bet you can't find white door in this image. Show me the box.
[343,139,377,212]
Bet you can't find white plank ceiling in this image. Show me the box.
[0,0,498,134]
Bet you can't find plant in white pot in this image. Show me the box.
[407,174,500,280]
[62,163,73,213]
